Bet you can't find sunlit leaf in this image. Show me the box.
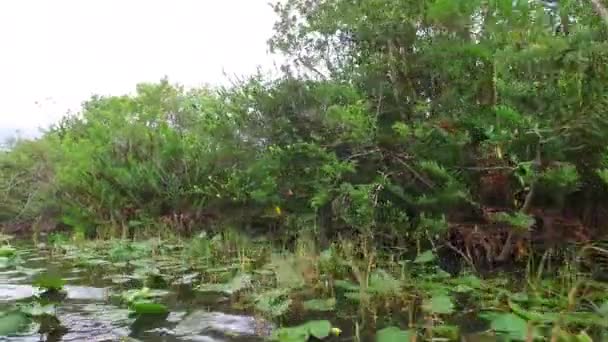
[422,294,454,314]
[271,320,333,341]
[375,326,413,342]
[32,274,65,291]
[131,301,169,315]
[414,250,436,264]
[487,313,530,341]
[0,245,16,257]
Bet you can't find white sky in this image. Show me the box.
[0,0,279,139]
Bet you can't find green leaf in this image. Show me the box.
[271,320,333,342]
[131,301,168,315]
[0,311,31,336]
[307,320,332,339]
[0,245,16,257]
[302,298,336,312]
[414,250,436,264]
[33,274,65,291]
[120,287,169,304]
[422,294,455,314]
[489,313,529,341]
[576,331,593,342]
[376,326,413,342]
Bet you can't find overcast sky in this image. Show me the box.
[0,0,279,140]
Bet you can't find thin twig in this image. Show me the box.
[444,242,478,273]
[391,154,436,189]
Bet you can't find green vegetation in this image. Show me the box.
[2,0,608,340]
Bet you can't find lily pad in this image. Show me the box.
[414,250,436,264]
[33,274,65,292]
[120,287,169,304]
[131,302,168,315]
[484,313,531,341]
[271,320,333,341]
[376,326,413,342]
[422,294,454,315]
[0,246,16,257]
[0,311,31,336]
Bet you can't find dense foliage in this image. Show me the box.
[2,0,608,268]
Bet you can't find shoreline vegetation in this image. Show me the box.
[2,0,608,340]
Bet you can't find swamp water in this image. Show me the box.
[0,240,563,342]
[0,243,279,342]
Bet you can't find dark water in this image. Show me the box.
[0,243,501,342]
[0,245,274,342]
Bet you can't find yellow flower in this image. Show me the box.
[330,327,342,336]
[274,206,282,216]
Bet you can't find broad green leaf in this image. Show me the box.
[306,320,332,339]
[376,326,413,342]
[272,320,332,342]
[33,274,65,291]
[0,311,30,336]
[576,331,593,342]
[422,294,454,314]
[0,245,16,257]
[120,287,169,304]
[414,250,436,264]
[131,301,168,315]
[489,313,529,341]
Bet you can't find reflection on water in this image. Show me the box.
[0,247,275,342]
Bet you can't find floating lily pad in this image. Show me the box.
[131,302,168,315]
[0,246,16,257]
[414,250,436,264]
[376,326,413,342]
[33,274,65,292]
[271,320,333,341]
[422,294,454,315]
[0,311,31,336]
